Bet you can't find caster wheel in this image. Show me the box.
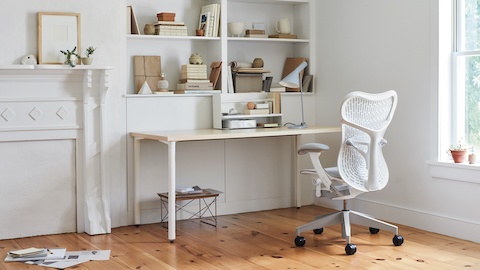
[369,227,380,234]
[295,236,306,247]
[313,228,324,234]
[345,244,357,255]
[393,235,404,246]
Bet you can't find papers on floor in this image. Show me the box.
[4,247,110,269]
[5,248,66,262]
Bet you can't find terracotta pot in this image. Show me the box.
[450,150,467,163]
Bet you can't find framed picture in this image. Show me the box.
[38,12,81,64]
[198,12,210,36]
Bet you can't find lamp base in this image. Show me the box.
[288,123,308,129]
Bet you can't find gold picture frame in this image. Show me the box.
[38,12,81,64]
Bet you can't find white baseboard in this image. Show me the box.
[315,197,480,243]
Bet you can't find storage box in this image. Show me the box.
[223,119,257,129]
[157,12,175,22]
[233,73,263,93]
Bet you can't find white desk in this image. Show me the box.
[130,126,340,242]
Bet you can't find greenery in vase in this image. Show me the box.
[85,46,97,58]
[60,46,80,67]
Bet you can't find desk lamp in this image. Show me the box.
[279,61,308,129]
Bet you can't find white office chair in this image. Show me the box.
[294,90,403,255]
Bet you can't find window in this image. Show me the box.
[453,0,480,153]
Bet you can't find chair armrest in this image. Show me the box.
[298,143,330,155]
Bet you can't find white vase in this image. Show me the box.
[81,57,93,65]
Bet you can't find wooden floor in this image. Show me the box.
[1,205,479,269]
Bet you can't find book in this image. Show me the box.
[181,64,208,71]
[178,78,211,83]
[263,76,273,92]
[245,29,265,35]
[176,186,203,194]
[257,122,279,128]
[127,5,139,35]
[244,34,268,38]
[5,248,66,262]
[154,21,185,26]
[244,109,270,115]
[268,34,298,39]
[201,4,220,37]
[8,247,48,258]
[177,83,213,90]
[174,90,221,94]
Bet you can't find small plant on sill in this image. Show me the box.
[448,139,468,163]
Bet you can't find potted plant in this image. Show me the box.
[60,46,80,67]
[448,140,468,163]
[81,46,96,65]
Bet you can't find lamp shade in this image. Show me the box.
[279,61,308,88]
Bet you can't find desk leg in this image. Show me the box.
[167,141,176,242]
[294,135,301,208]
[133,138,142,225]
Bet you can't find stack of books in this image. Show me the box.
[177,64,216,93]
[154,21,187,36]
[199,3,221,37]
[244,29,267,38]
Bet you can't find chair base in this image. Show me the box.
[295,209,403,254]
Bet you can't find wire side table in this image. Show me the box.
[157,189,221,227]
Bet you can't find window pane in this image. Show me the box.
[460,0,480,51]
[461,55,480,151]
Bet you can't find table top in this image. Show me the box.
[130,126,340,142]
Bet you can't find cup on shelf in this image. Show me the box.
[275,18,291,34]
[228,22,245,37]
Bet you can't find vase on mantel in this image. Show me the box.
[81,57,94,65]
[450,150,467,163]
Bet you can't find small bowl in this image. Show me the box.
[228,22,244,37]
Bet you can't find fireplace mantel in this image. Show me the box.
[0,65,113,237]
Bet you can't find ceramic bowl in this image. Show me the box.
[228,22,244,37]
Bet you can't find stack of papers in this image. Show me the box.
[176,185,203,194]
[4,247,110,269]
[5,248,66,262]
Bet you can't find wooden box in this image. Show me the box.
[157,12,175,22]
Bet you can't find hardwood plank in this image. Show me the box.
[0,206,478,270]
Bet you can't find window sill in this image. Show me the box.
[427,161,480,184]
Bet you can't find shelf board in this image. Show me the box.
[222,113,282,119]
[127,34,220,41]
[228,37,309,43]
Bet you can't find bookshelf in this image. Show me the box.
[126,0,314,95]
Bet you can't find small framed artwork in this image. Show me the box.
[198,12,210,36]
[38,12,81,64]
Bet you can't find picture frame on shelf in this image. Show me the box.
[37,12,81,64]
[198,12,210,35]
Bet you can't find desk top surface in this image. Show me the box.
[130,126,340,142]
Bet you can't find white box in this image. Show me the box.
[223,119,256,129]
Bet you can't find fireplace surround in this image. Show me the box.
[0,65,112,239]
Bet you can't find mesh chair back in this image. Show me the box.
[337,91,398,192]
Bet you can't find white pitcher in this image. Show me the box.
[275,18,291,34]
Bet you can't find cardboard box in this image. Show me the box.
[233,73,263,93]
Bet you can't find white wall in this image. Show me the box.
[315,0,480,243]
[0,0,128,229]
